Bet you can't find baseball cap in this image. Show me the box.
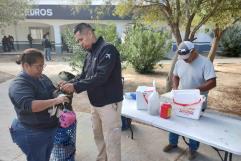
[177,41,194,59]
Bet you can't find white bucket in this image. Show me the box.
[172,90,206,119]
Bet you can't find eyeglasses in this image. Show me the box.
[32,64,47,69]
[177,49,192,55]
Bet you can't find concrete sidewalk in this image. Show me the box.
[1,80,241,161]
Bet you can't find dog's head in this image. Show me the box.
[58,71,75,82]
[53,89,73,110]
[54,71,75,110]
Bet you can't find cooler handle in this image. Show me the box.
[173,97,205,107]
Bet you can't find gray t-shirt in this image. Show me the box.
[173,55,216,109]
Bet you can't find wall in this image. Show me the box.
[0,19,130,52]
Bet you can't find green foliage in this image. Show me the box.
[206,0,241,29]
[62,28,87,72]
[115,0,241,39]
[69,4,114,20]
[94,23,121,50]
[121,25,171,73]
[0,0,30,29]
[220,24,241,57]
[62,23,121,72]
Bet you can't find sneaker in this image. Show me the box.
[163,144,178,152]
[188,149,197,160]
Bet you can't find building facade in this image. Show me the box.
[0,3,131,54]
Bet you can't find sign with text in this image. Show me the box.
[26,8,53,17]
[25,5,130,20]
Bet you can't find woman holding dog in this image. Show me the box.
[8,48,69,161]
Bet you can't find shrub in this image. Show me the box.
[121,25,171,73]
[62,24,121,72]
[94,24,121,51]
[62,28,86,72]
[220,24,241,57]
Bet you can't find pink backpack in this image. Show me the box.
[59,110,76,128]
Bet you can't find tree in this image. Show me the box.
[114,0,241,91]
[206,3,241,62]
[0,0,30,29]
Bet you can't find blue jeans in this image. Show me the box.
[169,132,200,151]
[44,48,51,61]
[9,119,57,161]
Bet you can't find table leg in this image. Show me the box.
[224,152,228,161]
[212,147,232,161]
[229,153,232,161]
[129,125,133,139]
[182,136,190,146]
[224,152,233,161]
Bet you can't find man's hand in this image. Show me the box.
[60,83,75,94]
[58,80,67,87]
[172,75,180,90]
[197,78,216,92]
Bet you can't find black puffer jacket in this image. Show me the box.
[72,37,123,107]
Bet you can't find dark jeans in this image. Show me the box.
[9,118,57,161]
[44,48,51,61]
[169,132,200,151]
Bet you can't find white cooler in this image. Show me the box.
[172,89,206,119]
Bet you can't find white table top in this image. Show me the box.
[121,98,241,155]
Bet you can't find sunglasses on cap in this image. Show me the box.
[177,48,193,55]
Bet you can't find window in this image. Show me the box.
[29,28,43,40]
[29,27,50,40]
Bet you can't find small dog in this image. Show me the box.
[56,71,76,110]
[52,89,73,109]
[58,71,75,82]
[49,71,77,161]
[49,71,76,116]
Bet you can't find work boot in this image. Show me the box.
[188,149,197,160]
[163,144,178,152]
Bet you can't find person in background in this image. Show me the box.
[59,23,123,161]
[8,35,14,50]
[43,32,52,61]
[163,41,216,160]
[2,36,8,52]
[8,48,69,161]
[6,35,11,52]
[27,34,33,48]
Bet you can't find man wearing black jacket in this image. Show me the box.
[60,23,123,161]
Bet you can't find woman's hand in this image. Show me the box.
[54,94,70,105]
[32,94,69,112]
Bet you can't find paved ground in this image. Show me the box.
[0,52,241,161]
[1,78,241,161]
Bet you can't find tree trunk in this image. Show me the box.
[208,26,223,62]
[165,25,182,92]
[208,37,219,62]
[166,53,178,92]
